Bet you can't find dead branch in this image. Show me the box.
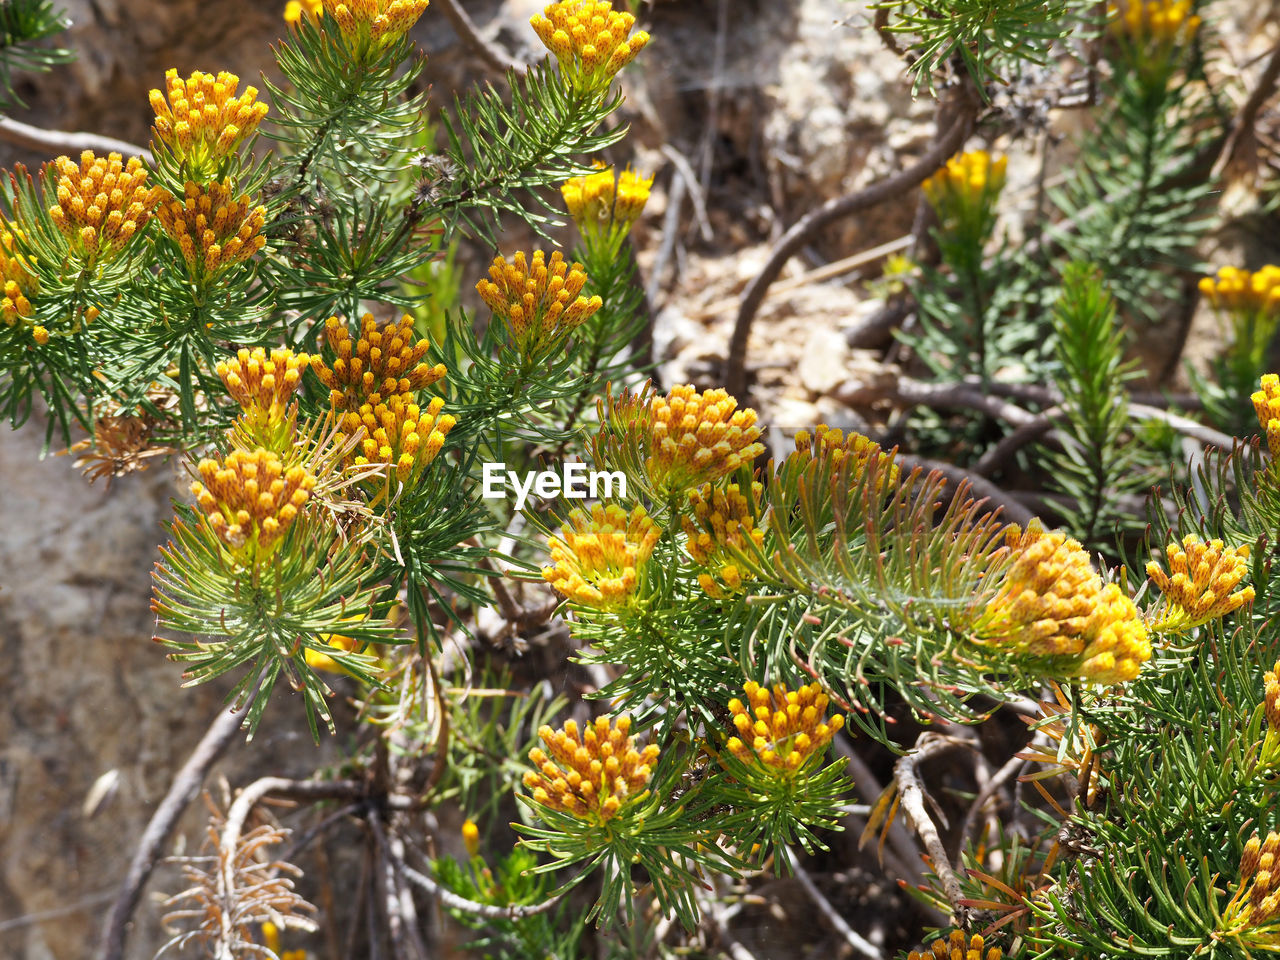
[724,89,977,397]
[432,0,527,77]
[96,694,253,960]
[785,847,885,960]
[894,733,974,926]
[0,115,152,162]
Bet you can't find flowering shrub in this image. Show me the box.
[2,0,1278,957]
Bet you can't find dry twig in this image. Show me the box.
[894,734,973,925]
[724,93,976,396]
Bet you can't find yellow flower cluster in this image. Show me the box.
[682,482,764,598]
[1201,266,1280,318]
[320,0,430,54]
[561,162,653,251]
[475,250,603,358]
[645,384,765,494]
[793,424,900,488]
[978,521,1151,684]
[1266,662,1280,734]
[216,346,311,438]
[0,226,38,339]
[1108,0,1202,47]
[1146,534,1254,631]
[48,151,158,270]
[156,181,268,282]
[311,314,454,486]
[922,150,1007,228]
[543,502,660,609]
[284,0,323,25]
[726,681,844,777]
[349,392,454,482]
[1221,831,1280,945]
[531,1,650,95]
[1252,374,1280,458]
[312,313,446,412]
[190,448,315,559]
[149,69,268,177]
[908,931,1002,960]
[524,715,659,821]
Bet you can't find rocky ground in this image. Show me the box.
[1,0,1279,957]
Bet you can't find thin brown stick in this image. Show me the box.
[95,694,252,960]
[388,837,565,920]
[833,737,921,885]
[972,406,1065,477]
[433,0,527,77]
[1210,41,1280,180]
[724,99,975,397]
[894,734,972,926]
[958,750,1027,854]
[0,115,152,162]
[785,848,884,960]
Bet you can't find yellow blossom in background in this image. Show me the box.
[217,346,311,415]
[312,313,446,414]
[1252,373,1280,458]
[190,447,315,562]
[922,149,1007,239]
[1219,830,1280,949]
[531,0,650,96]
[975,520,1151,684]
[320,0,429,55]
[461,819,480,857]
[523,715,659,821]
[350,392,456,483]
[262,921,308,960]
[156,181,268,283]
[303,633,361,673]
[792,424,899,488]
[284,0,323,25]
[0,225,38,339]
[1108,0,1201,48]
[149,69,268,178]
[1200,266,1280,317]
[561,161,653,253]
[1146,534,1254,632]
[475,250,603,358]
[725,681,844,778]
[682,481,765,598]
[645,384,765,495]
[908,930,1002,960]
[543,502,660,609]
[47,151,158,270]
